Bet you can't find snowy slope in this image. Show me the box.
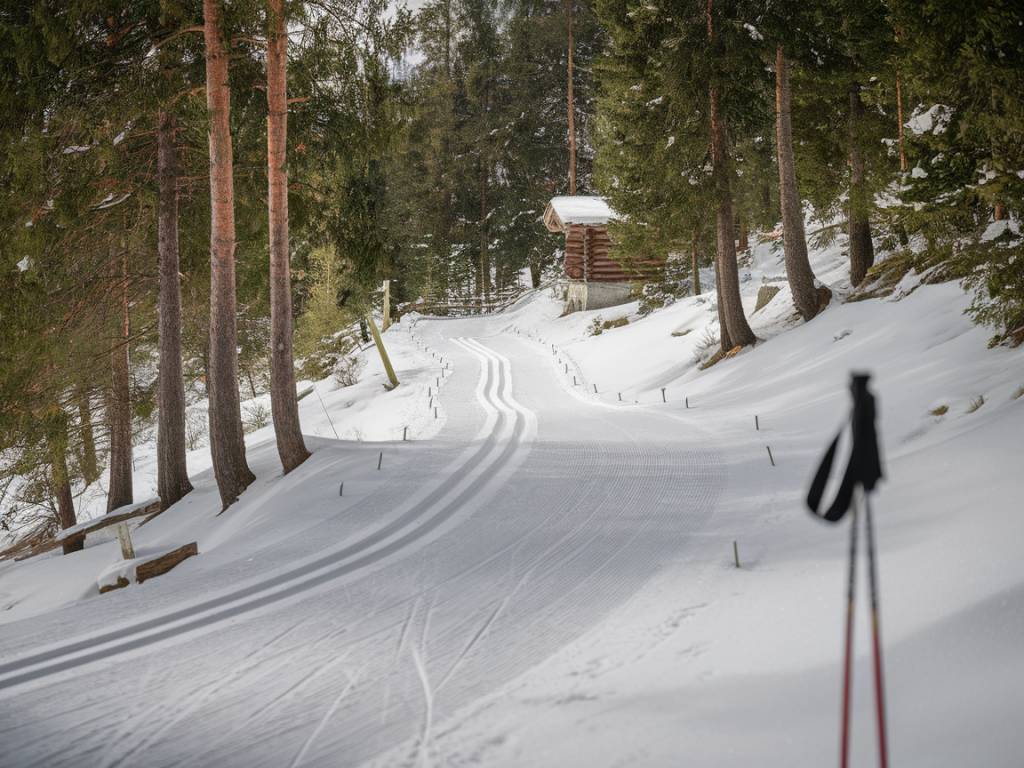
[0,229,1021,767]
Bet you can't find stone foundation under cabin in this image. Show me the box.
[565,280,632,313]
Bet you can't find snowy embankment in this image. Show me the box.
[0,321,450,621]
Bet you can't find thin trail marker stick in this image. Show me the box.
[755,414,760,430]
[314,387,340,439]
[767,446,776,466]
[339,482,344,497]
[661,387,667,403]
[377,451,382,470]
[733,540,740,568]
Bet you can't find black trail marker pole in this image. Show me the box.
[661,387,667,403]
[339,482,344,497]
[403,426,408,441]
[377,452,383,470]
[755,414,760,430]
[806,373,888,768]
[766,445,775,466]
[593,384,598,394]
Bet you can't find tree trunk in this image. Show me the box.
[775,47,820,321]
[77,387,99,485]
[529,258,541,288]
[707,0,755,349]
[107,247,133,513]
[156,110,194,511]
[848,81,875,287]
[691,234,702,296]
[896,69,908,173]
[714,259,733,353]
[479,158,491,301]
[737,217,748,252]
[204,0,255,509]
[266,0,310,476]
[708,104,757,348]
[566,0,576,195]
[48,416,82,555]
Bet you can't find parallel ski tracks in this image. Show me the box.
[0,338,536,694]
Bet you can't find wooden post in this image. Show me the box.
[382,280,392,331]
[366,314,399,389]
[116,523,135,560]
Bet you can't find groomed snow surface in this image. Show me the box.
[1,231,1022,767]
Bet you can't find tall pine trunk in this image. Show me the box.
[848,81,875,286]
[691,234,702,296]
[76,387,99,485]
[204,0,255,508]
[107,248,133,513]
[775,46,820,321]
[707,0,754,350]
[267,0,309,475]
[709,96,755,350]
[566,0,576,195]
[714,260,733,352]
[479,158,491,301]
[156,110,194,509]
[49,415,82,555]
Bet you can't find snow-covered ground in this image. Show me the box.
[0,231,1021,767]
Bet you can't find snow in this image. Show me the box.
[906,104,952,135]
[546,195,616,226]
[0,225,1022,767]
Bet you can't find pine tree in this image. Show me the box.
[266,0,310,475]
[203,0,255,509]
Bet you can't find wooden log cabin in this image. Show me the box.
[543,195,660,312]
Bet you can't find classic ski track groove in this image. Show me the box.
[0,338,533,693]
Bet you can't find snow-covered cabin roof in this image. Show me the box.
[543,195,616,232]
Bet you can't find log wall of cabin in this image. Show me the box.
[563,224,663,283]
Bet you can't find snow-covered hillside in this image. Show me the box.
[0,231,1021,767]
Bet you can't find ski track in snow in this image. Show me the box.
[0,321,723,768]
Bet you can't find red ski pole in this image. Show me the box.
[839,505,859,768]
[864,493,890,768]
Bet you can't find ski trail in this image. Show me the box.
[410,627,435,768]
[436,596,509,693]
[287,666,363,768]
[101,616,312,768]
[0,339,527,692]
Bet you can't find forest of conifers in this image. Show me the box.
[1,0,1021,535]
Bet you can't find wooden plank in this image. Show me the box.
[56,498,161,543]
[136,542,199,584]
